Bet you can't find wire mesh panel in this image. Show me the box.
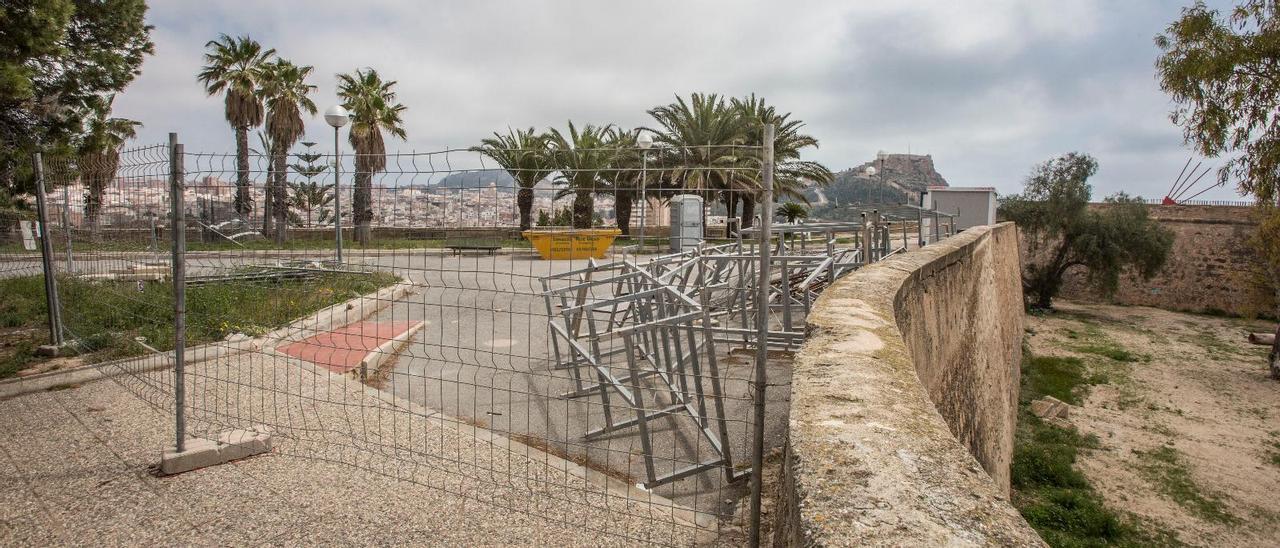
[0,207,41,279]
[163,144,782,543]
[1,133,960,545]
[5,146,179,410]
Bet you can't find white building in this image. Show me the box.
[922,186,998,232]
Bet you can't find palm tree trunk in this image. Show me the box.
[83,163,103,243]
[354,170,372,244]
[615,190,632,236]
[234,126,253,216]
[572,190,593,229]
[741,195,756,229]
[517,187,534,232]
[273,151,289,245]
[262,169,274,236]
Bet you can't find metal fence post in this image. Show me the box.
[333,127,344,264]
[749,123,775,548]
[917,204,924,248]
[169,133,187,452]
[32,151,64,347]
[936,206,947,243]
[62,182,73,273]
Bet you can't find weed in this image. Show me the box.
[1144,422,1176,437]
[1021,355,1093,405]
[0,338,38,378]
[0,272,397,379]
[1182,330,1255,361]
[1073,343,1143,362]
[1012,353,1181,547]
[1265,440,1280,468]
[1135,446,1237,524]
[1056,322,1149,363]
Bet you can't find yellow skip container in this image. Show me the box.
[522,228,621,260]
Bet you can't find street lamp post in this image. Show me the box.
[637,132,653,255]
[325,105,350,264]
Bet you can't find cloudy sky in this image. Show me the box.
[112,0,1244,201]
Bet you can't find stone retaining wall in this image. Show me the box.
[774,222,1043,546]
[1053,204,1270,317]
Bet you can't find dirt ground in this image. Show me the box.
[1027,300,1280,547]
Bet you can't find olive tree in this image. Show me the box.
[1000,153,1174,310]
[1156,0,1280,378]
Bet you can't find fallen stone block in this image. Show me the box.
[1030,396,1070,419]
[160,425,273,475]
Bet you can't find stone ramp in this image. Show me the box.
[0,355,702,546]
[276,320,421,374]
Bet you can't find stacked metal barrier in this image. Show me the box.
[537,209,958,490]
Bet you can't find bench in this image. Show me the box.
[444,232,504,256]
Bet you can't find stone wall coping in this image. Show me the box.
[778,223,1044,546]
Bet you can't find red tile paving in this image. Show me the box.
[277,320,416,373]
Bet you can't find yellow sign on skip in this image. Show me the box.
[522,229,621,260]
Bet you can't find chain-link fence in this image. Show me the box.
[4,128,957,545]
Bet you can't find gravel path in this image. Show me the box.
[0,353,704,546]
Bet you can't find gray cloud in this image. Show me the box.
[111,0,1244,201]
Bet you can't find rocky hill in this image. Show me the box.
[431,169,517,192]
[806,153,948,208]
[851,153,947,193]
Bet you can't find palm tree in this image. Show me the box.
[78,94,141,241]
[546,122,617,229]
[775,202,809,223]
[603,127,644,236]
[197,34,276,217]
[645,93,749,195]
[336,68,407,244]
[731,94,833,227]
[255,131,276,235]
[471,128,553,232]
[260,58,317,244]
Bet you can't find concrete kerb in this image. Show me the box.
[0,276,416,400]
[260,345,719,539]
[358,320,426,381]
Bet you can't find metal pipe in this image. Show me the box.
[32,151,63,346]
[933,207,940,243]
[748,123,774,548]
[639,151,647,255]
[62,182,72,273]
[334,126,344,264]
[169,133,186,453]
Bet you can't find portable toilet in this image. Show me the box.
[669,194,704,252]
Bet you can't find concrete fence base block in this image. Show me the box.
[160,425,274,475]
